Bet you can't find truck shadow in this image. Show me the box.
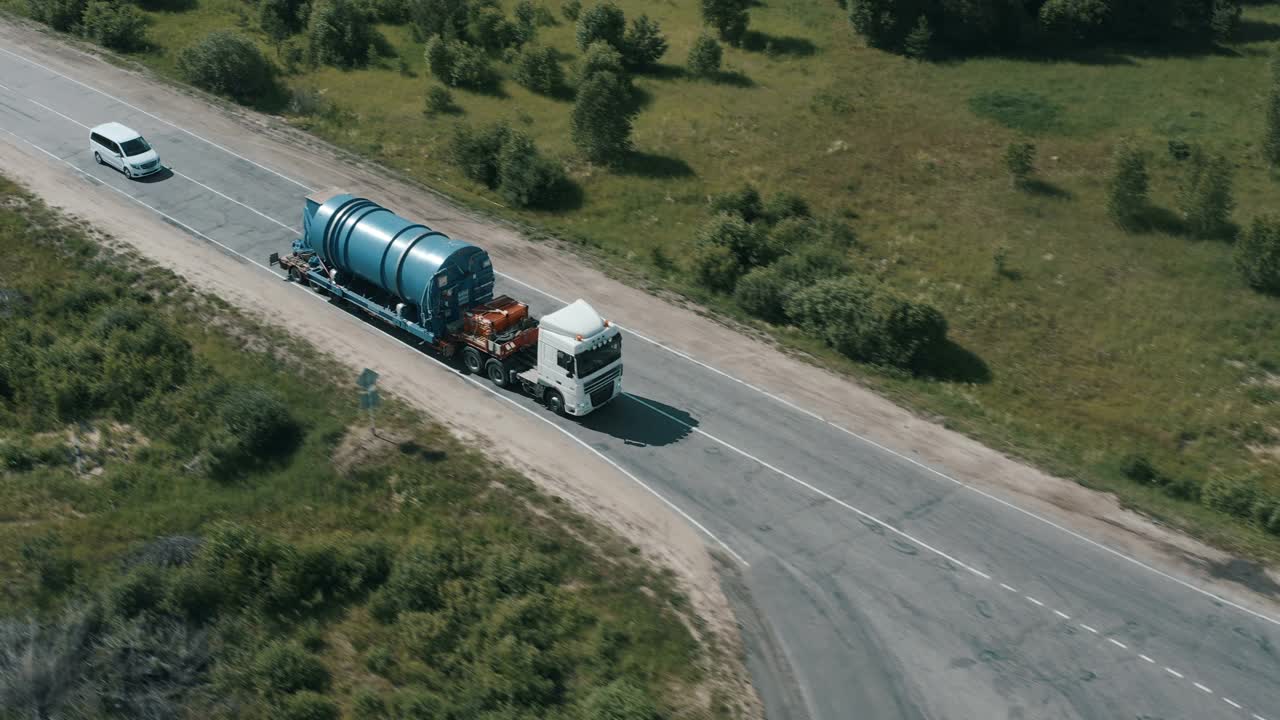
[579,393,698,448]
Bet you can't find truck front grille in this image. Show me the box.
[590,385,615,408]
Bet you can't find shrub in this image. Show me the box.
[1168,139,1192,161]
[424,37,493,88]
[902,15,933,60]
[1177,150,1234,239]
[467,3,520,50]
[1201,474,1259,519]
[785,276,948,369]
[577,40,626,84]
[692,244,742,293]
[698,212,770,270]
[1106,140,1149,230]
[763,192,810,225]
[449,121,510,187]
[408,0,470,41]
[178,31,278,104]
[364,644,396,674]
[571,71,635,163]
[0,438,36,471]
[208,384,301,476]
[353,687,389,717]
[254,642,330,695]
[579,679,661,720]
[764,216,816,258]
[108,565,167,619]
[514,0,537,31]
[513,45,562,94]
[308,0,378,68]
[1163,476,1201,501]
[19,532,77,593]
[1119,454,1158,484]
[622,15,667,69]
[497,130,566,208]
[26,0,86,31]
[424,85,455,114]
[397,689,449,719]
[1004,142,1036,189]
[280,692,339,720]
[701,0,749,46]
[687,34,722,78]
[562,0,580,21]
[1267,57,1280,168]
[709,184,762,224]
[575,1,626,51]
[80,1,149,52]
[1235,215,1280,295]
[260,0,311,45]
[735,265,793,324]
[163,568,223,623]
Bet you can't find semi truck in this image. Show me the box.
[270,190,622,417]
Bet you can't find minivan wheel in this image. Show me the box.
[124,166,132,179]
[93,151,102,165]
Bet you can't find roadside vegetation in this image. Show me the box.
[6,0,1280,557]
[0,176,734,719]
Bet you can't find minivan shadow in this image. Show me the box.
[133,167,174,184]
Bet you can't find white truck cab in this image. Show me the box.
[526,300,622,416]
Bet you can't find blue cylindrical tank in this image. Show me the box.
[301,193,495,333]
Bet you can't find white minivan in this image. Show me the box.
[89,122,162,179]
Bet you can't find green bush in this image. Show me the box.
[701,0,749,46]
[686,34,722,78]
[353,687,389,717]
[763,192,810,225]
[1234,215,1280,295]
[577,40,626,84]
[408,0,470,40]
[397,689,450,719]
[578,679,661,720]
[424,37,494,89]
[467,3,520,50]
[1119,453,1158,484]
[1106,139,1149,230]
[449,121,511,187]
[108,565,167,619]
[207,384,301,476]
[562,0,581,20]
[1177,150,1234,239]
[366,0,410,23]
[1267,57,1280,168]
[497,130,566,208]
[26,0,86,31]
[364,644,396,674]
[424,85,455,114]
[260,0,311,44]
[575,1,625,51]
[571,71,635,163]
[709,184,762,224]
[163,567,223,623]
[513,45,563,94]
[622,15,667,69]
[1,438,35,471]
[80,1,149,52]
[20,532,77,594]
[254,642,330,695]
[1201,474,1259,519]
[785,276,948,369]
[763,216,816,259]
[772,237,850,281]
[308,0,378,68]
[178,31,278,104]
[734,265,793,324]
[280,691,339,720]
[1004,142,1036,188]
[697,212,769,268]
[692,244,742,293]
[902,15,933,60]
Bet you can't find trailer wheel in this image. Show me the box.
[461,347,483,375]
[288,267,306,286]
[485,358,509,388]
[545,390,565,416]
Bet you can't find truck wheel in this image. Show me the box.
[545,390,565,416]
[485,358,508,388]
[288,267,306,285]
[461,347,483,375]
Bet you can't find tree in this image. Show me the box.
[467,2,520,50]
[449,121,511,187]
[571,71,634,163]
[1177,150,1234,239]
[1210,0,1242,42]
[80,1,149,52]
[497,130,566,208]
[562,0,580,21]
[709,185,762,223]
[26,0,86,32]
[575,1,626,51]
[1106,139,1149,229]
[514,0,537,42]
[408,0,470,41]
[701,0,749,46]
[424,85,455,114]
[697,212,769,268]
[1038,0,1110,44]
[1235,215,1280,294]
[424,37,493,89]
[622,15,667,69]
[177,31,278,104]
[692,244,742,293]
[763,192,810,224]
[260,0,310,52]
[577,40,625,84]
[1266,56,1280,168]
[902,15,932,60]
[735,265,793,324]
[308,0,377,68]
[1004,142,1036,188]
[687,34,722,78]
[513,45,562,95]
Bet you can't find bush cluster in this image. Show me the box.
[687,34,722,77]
[80,1,149,52]
[848,0,1243,57]
[1120,454,1280,533]
[701,0,750,46]
[1177,150,1235,239]
[513,45,563,95]
[448,122,566,208]
[574,2,667,68]
[308,0,379,68]
[1235,215,1280,295]
[409,0,525,51]
[178,31,278,104]
[571,67,635,163]
[425,36,495,89]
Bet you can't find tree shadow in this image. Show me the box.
[1206,557,1280,599]
[714,70,755,87]
[914,340,992,384]
[1137,206,1187,236]
[1238,18,1280,44]
[581,394,697,447]
[640,63,687,81]
[742,31,817,58]
[1022,179,1072,200]
[534,177,584,213]
[615,151,695,179]
[397,440,447,463]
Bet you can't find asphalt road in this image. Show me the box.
[2,36,1279,720]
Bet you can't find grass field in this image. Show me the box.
[0,176,730,719]
[5,0,1280,558]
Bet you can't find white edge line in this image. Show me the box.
[1000,583,1018,592]
[1194,682,1213,694]
[623,392,987,580]
[1106,638,1127,650]
[1080,623,1098,634]
[1224,698,1241,710]
[8,40,1280,632]
[1254,714,1268,720]
[0,127,750,570]
[1053,609,1070,620]
[1139,654,1154,663]
[0,45,315,192]
[1026,595,1045,607]
[1165,667,1184,679]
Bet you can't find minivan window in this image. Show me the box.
[90,133,104,146]
[120,137,151,157]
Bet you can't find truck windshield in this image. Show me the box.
[576,334,621,377]
[120,137,151,157]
